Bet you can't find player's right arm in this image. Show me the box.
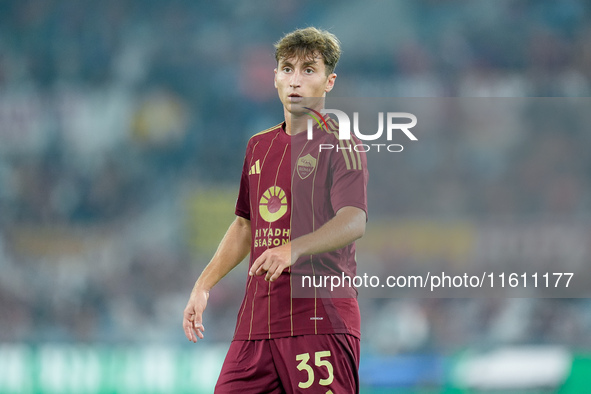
[183,216,251,342]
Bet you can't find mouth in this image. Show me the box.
[288,93,303,102]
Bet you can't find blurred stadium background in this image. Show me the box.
[1,0,591,392]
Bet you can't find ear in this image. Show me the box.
[274,68,278,88]
[325,73,337,93]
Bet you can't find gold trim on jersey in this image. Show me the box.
[269,143,289,338]
[268,281,272,339]
[248,280,259,341]
[250,122,284,139]
[310,150,320,334]
[247,126,288,339]
[290,138,311,336]
[325,118,363,171]
[235,276,251,338]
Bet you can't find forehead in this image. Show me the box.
[278,51,325,67]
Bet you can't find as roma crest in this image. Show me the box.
[297,154,317,180]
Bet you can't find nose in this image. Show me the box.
[289,70,302,88]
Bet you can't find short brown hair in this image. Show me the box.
[274,27,341,75]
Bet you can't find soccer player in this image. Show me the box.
[183,27,368,393]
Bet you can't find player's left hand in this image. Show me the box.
[249,243,297,282]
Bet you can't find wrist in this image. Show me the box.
[193,282,211,296]
[290,239,305,263]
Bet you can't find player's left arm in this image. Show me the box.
[250,206,366,282]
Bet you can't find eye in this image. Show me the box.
[282,67,292,73]
[304,68,314,74]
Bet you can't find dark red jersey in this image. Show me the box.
[233,118,368,340]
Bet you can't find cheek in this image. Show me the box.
[275,76,287,90]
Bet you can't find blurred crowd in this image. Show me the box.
[1,0,591,354]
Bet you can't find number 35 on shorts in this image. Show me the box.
[296,351,334,392]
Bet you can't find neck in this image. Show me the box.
[284,111,311,136]
[284,100,326,136]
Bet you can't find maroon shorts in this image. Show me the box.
[215,334,360,394]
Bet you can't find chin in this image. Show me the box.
[285,102,307,114]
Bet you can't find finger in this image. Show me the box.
[194,323,205,340]
[259,255,276,276]
[252,255,269,276]
[185,323,203,343]
[193,319,204,330]
[184,320,195,342]
[256,261,271,276]
[268,264,285,282]
[264,263,276,281]
[192,314,204,337]
[249,255,265,276]
[183,311,193,339]
[184,325,191,341]
[184,310,205,342]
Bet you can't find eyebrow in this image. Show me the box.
[279,58,319,69]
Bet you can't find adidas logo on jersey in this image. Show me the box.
[249,160,261,175]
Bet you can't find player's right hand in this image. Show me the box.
[183,288,209,343]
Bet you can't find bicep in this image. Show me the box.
[335,206,367,236]
[235,216,251,231]
[234,216,252,243]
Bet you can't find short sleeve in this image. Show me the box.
[329,141,369,218]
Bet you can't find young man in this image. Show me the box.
[183,27,368,393]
